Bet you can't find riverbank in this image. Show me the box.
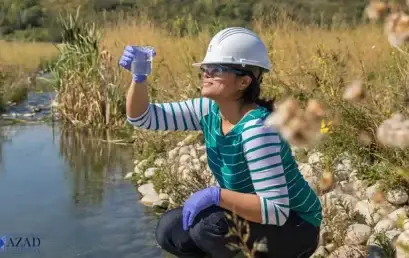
[0,123,165,257]
[2,5,409,257]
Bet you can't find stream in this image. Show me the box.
[0,92,167,257]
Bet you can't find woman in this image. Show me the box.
[119,27,322,258]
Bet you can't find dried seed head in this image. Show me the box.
[376,113,409,148]
[305,99,326,121]
[265,98,325,147]
[385,12,409,47]
[265,98,302,128]
[358,131,373,146]
[281,118,308,146]
[319,171,334,191]
[264,111,292,129]
[372,191,385,204]
[365,1,389,21]
[343,80,366,102]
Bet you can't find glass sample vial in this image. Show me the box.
[131,46,154,76]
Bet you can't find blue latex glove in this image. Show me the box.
[182,186,221,231]
[119,45,156,83]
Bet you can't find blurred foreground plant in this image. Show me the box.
[265,98,326,147]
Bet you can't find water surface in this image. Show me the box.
[0,123,165,258]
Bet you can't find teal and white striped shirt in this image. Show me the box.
[128,97,322,227]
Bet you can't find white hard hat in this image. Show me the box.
[193,27,272,71]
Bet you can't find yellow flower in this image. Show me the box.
[320,120,332,134]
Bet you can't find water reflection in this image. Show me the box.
[0,124,164,258]
[59,127,134,207]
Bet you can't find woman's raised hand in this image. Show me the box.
[119,45,156,83]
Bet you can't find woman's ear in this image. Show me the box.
[239,76,252,90]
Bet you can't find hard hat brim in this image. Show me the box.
[192,61,271,72]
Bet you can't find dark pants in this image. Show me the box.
[155,206,319,258]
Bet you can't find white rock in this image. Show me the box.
[299,163,315,178]
[342,158,353,170]
[133,159,140,165]
[159,193,169,200]
[354,200,381,225]
[190,148,198,158]
[192,164,201,172]
[340,180,354,194]
[386,189,409,205]
[353,179,368,191]
[374,219,395,232]
[403,219,409,231]
[178,165,185,174]
[178,146,190,156]
[345,224,372,244]
[134,165,141,174]
[325,243,336,253]
[144,168,158,179]
[328,245,365,258]
[386,229,402,243]
[396,230,409,258]
[138,183,155,196]
[353,180,369,198]
[366,182,383,200]
[199,154,207,163]
[377,204,399,218]
[124,172,135,179]
[311,246,327,257]
[334,163,352,181]
[179,154,191,164]
[321,192,358,214]
[349,170,359,181]
[308,152,323,165]
[192,159,201,166]
[387,207,408,222]
[182,168,191,179]
[196,144,206,152]
[168,148,179,160]
[141,191,160,206]
[177,141,185,147]
[154,158,166,167]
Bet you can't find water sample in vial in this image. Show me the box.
[131,46,154,76]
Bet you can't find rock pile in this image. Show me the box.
[125,135,409,258]
[125,134,215,209]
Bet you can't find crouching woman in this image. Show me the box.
[119,27,322,258]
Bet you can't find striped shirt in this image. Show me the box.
[127,97,322,227]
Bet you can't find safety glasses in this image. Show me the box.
[199,64,247,78]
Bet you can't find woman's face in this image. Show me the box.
[200,64,252,102]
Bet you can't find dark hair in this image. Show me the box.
[229,64,275,112]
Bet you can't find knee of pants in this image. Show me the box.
[189,206,230,244]
[155,207,183,248]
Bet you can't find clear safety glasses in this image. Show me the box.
[199,64,247,78]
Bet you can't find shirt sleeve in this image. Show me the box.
[242,119,290,226]
[127,97,212,131]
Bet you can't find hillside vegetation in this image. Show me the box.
[0,0,381,42]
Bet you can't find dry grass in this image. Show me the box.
[0,40,59,71]
[4,5,407,256]
[44,11,409,186]
[0,40,60,109]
